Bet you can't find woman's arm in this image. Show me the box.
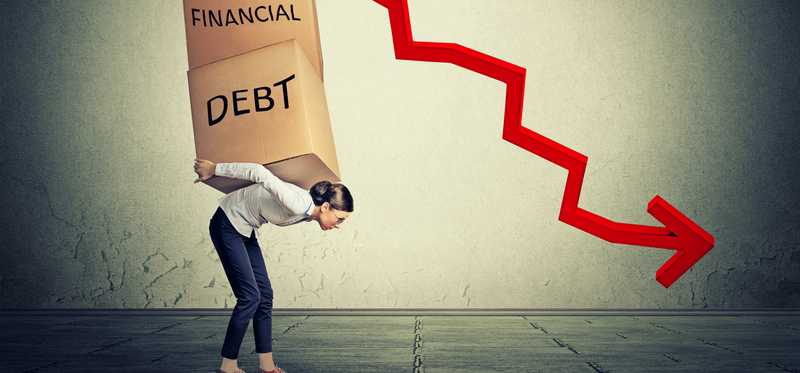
[214,162,274,184]
[209,161,310,214]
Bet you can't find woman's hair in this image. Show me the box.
[310,181,353,212]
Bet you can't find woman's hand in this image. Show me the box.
[194,158,216,183]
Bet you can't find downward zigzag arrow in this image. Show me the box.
[374,0,715,288]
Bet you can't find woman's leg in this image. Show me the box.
[209,208,262,364]
[243,232,277,371]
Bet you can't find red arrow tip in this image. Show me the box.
[647,195,715,287]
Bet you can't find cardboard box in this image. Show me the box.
[183,0,324,79]
[188,39,340,194]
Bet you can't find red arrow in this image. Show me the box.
[373,0,715,288]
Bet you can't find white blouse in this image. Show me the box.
[214,162,315,238]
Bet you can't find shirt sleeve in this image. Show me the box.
[215,162,309,215]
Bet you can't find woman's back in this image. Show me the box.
[215,163,315,238]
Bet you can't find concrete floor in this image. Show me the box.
[1,313,798,373]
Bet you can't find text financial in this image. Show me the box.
[190,4,301,28]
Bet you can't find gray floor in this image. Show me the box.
[1,313,799,373]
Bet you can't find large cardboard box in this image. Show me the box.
[188,39,340,194]
[183,0,324,79]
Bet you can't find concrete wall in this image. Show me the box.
[1,0,798,309]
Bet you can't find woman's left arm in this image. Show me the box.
[212,161,310,214]
[195,159,269,184]
[213,162,274,184]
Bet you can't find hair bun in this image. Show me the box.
[310,180,332,205]
[309,180,353,212]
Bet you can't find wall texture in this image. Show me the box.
[1,0,798,309]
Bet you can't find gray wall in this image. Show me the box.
[1,0,798,309]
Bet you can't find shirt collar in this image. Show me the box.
[304,201,314,217]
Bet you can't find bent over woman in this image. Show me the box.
[194,159,354,373]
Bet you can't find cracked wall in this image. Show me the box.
[1,0,799,309]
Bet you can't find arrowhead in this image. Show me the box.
[647,195,715,288]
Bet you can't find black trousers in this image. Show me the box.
[209,207,274,359]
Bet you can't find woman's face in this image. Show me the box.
[318,202,351,231]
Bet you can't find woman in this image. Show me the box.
[194,158,354,373]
